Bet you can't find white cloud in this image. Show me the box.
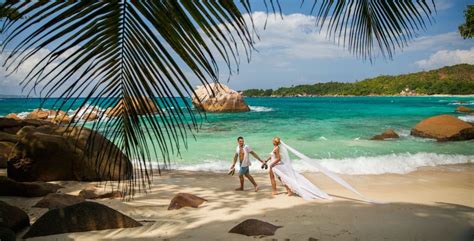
[405,32,468,52]
[0,48,52,85]
[0,46,81,86]
[415,47,474,69]
[435,0,454,10]
[247,12,351,61]
[0,46,88,97]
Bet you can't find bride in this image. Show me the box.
[265,137,372,201]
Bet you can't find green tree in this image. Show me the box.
[243,64,474,96]
[459,5,474,39]
[0,1,436,190]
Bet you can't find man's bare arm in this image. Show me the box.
[231,153,238,168]
[250,151,264,163]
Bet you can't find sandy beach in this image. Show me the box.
[1,164,472,241]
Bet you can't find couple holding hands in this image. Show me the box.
[229,137,374,202]
[229,136,294,196]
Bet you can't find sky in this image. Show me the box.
[223,0,474,91]
[0,1,473,96]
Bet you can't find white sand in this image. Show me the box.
[2,164,473,241]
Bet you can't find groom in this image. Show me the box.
[230,136,265,191]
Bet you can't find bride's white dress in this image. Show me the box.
[270,141,374,202]
[270,147,331,200]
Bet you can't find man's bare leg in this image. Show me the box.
[245,173,259,192]
[235,175,244,191]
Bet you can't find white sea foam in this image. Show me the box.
[151,153,473,175]
[447,101,474,106]
[397,129,411,137]
[16,112,29,119]
[249,106,274,112]
[458,115,474,123]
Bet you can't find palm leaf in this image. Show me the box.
[1,1,255,195]
[307,0,436,60]
[0,1,435,195]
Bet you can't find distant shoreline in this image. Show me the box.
[243,94,474,98]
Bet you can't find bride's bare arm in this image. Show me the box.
[271,147,281,167]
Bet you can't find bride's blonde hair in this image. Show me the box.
[273,137,281,145]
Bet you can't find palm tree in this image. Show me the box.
[0,1,436,192]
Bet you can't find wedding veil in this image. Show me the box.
[280,141,375,203]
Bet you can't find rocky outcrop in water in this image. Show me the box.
[105,96,159,117]
[371,129,400,140]
[0,117,132,182]
[456,106,474,114]
[192,83,250,112]
[411,115,474,141]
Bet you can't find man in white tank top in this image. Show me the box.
[230,136,265,191]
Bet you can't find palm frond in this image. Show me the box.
[0,0,436,195]
[307,0,436,60]
[1,1,254,195]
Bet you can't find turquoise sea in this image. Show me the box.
[1,96,473,175]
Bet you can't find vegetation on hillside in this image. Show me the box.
[243,64,474,97]
[459,5,474,39]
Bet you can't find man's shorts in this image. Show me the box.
[239,166,249,175]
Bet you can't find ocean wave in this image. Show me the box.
[16,112,30,119]
[447,101,474,106]
[151,153,473,175]
[249,106,274,112]
[458,115,474,123]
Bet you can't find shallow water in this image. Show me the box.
[1,96,473,174]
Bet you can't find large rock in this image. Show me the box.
[0,227,16,241]
[51,111,71,124]
[456,106,474,113]
[192,83,250,112]
[26,109,49,120]
[229,219,282,236]
[73,106,100,121]
[5,113,20,120]
[0,142,15,168]
[411,115,474,141]
[33,193,85,210]
[82,112,98,121]
[7,124,132,182]
[0,118,54,132]
[0,132,17,142]
[79,187,123,199]
[168,193,207,210]
[0,200,30,232]
[105,96,158,117]
[0,118,20,128]
[371,129,399,140]
[0,177,62,197]
[23,202,142,238]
